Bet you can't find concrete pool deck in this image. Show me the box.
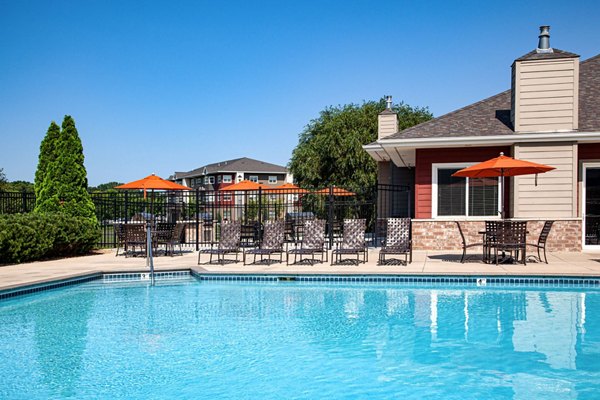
[2,248,600,292]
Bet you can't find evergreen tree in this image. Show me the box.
[35,116,97,221]
[289,98,432,189]
[34,122,61,201]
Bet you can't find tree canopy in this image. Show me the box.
[34,116,96,221]
[89,181,124,192]
[34,121,60,198]
[289,98,432,189]
[0,168,6,191]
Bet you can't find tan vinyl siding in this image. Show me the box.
[513,143,577,218]
[512,57,579,133]
[378,114,397,139]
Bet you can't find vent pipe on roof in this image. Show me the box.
[536,25,553,53]
[385,95,393,110]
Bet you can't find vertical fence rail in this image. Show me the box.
[0,184,411,249]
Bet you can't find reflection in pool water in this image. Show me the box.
[0,279,598,399]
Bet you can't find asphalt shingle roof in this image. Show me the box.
[380,53,600,142]
[514,48,580,62]
[181,157,288,178]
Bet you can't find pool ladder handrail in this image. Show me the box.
[146,222,155,286]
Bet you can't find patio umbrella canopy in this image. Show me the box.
[452,152,555,218]
[115,174,191,198]
[268,183,309,193]
[314,187,356,196]
[219,180,270,191]
[452,153,555,178]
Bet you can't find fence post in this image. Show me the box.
[328,185,334,248]
[258,187,263,242]
[21,190,28,213]
[195,188,199,251]
[124,191,129,224]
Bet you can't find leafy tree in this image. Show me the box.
[0,168,6,191]
[5,181,34,192]
[34,122,61,199]
[289,98,432,189]
[88,181,124,192]
[34,116,97,221]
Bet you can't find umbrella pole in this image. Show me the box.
[500,173,504,219]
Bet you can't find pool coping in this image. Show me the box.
[3,268,600,301]
[0,272,102,300]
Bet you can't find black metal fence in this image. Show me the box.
[0,191,35,214]
[0,184,411,249]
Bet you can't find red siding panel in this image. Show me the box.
[414,146,511,219]
[579,143,600,160]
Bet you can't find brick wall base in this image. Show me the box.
[412,220,581,252]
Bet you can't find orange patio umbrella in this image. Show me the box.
[453,152,555,218]
[452,153,555,178]
[266,183,309,193]
[219,180,271,191]
[314,187,356,196]
[115,174,191,198]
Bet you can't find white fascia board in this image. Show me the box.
[363,144,390,162]
[376,131,600,149]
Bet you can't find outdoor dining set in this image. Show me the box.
[114,222,187,257]
[456,220,554,265]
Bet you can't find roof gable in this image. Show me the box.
[181,157,288,178]
[514,48,580,62]
[379,53,600,142]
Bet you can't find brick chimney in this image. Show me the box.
[378,95,398,139]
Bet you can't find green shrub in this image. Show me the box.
[0,213,99,264]
[50,213,100,257]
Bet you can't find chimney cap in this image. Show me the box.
[379,95,397,115]
[536,25,553,53]
[385,95,393,110]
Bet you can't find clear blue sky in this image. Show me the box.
[1,0,598,186]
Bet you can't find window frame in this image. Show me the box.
[268,175,277,184]
[431,162,501,219]
[223,175,232,183]
[249,175,259,183]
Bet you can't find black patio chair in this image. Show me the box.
[243,220,285,265]
[153,222,176,255]
[378,218,412,265]
[165,222,187,256]
[527,220,554,264]
[240,222,260,248]
[332,218,367,265]
[198,221,242,264]
[114,223,126,257]
[483,220,500,262]
[490,221,527,265]
[124,224,147,257]
[456,221,485,263]
[286,219,327,265]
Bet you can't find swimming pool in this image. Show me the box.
[1,274,599,399]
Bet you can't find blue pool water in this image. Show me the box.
[1,277,599,399]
